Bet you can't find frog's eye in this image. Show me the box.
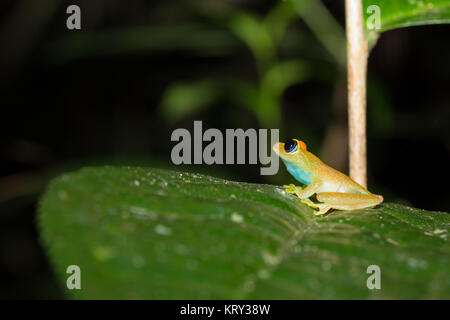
[284,139,298,154]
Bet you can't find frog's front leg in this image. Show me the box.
[283,180,322,199]
[292,180,322,199]
[284,180,324,211]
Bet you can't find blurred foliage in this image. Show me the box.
[161,80,221,124]
[291,0,346,66]
[159,0,318,128]
[47,24,240,62]
[40,167,450,299]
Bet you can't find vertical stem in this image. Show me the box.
[345,0,368,188]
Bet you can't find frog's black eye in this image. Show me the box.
[284,139,298,154]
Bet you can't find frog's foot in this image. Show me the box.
[283,184,300,195]
[312,205,332,216]
[300,199,332,215]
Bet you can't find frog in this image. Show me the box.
[273,139,383,215]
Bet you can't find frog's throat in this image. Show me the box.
[283,161,313,186]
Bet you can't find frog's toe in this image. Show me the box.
[301,199,320,208]
[313,206,332,216]
[283,184,297,194]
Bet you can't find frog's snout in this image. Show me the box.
[272,142,282,155]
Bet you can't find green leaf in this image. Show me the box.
[263,0,298,45]
[228,12,276,73]
[47,24,239,64]
[160,81,221,123]
[262,60,310,96]
[363,0,450,33]
[291,0,346,67]
[39,167,450,299]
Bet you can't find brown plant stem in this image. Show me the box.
[345,0,368,187]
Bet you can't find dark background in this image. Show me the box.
[0,0,449,299]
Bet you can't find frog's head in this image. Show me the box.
[273,139,308,163]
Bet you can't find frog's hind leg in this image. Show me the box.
[316,192,383,212]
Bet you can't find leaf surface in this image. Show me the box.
[39,167,450,299]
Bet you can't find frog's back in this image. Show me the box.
[307,151,371,195]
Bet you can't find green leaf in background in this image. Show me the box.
[229,11,276,73]
[363,0,450,46]
[291,0,346,67]
[39,167,450,299]
[262,60,310,97]
[160,81,221,124]
[47,24,240,64]
[363,0,450,32]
